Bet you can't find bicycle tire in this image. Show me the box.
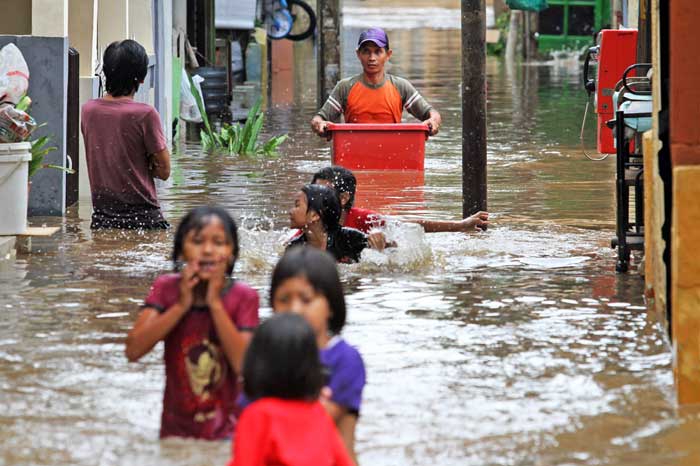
[285,0,316,41]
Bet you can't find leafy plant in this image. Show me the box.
[187,73,287,156]
[487,11,510,56]
[28,135,74,178]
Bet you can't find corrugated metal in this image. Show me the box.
[215,0,257,30]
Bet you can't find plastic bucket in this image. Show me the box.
[327,123,429,171]
[0,142,31,235]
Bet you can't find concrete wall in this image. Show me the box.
[69,0,99,76]
[670,0,700,405]
[0,1,32,35]
[32,0,68,37]
[0,36,68,216]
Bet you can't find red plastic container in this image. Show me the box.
[326,123,429,171]
[353,170,425,211]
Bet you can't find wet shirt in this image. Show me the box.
[287,228,368,263]
[345,207,385,234]
[320,336,366,415]
[317,73,433,124]
[143,274,260,440]
[228,398,353,466]
[81,99,168,229]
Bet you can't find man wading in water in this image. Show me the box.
[311,28,442,136]
[81,39,171,229]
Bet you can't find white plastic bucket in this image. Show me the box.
[0,142,31,235]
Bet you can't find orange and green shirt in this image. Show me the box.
[317,73,433,124]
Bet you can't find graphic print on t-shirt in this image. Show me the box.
[180,332,228,422]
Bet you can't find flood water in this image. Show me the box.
[2,3,699,466]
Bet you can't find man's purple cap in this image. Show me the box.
[357,28,389,49]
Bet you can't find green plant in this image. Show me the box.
[487,11,510,56]
[187,73,287,156]
[28,135,74,178]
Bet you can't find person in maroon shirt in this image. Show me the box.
[228,313,353,466]
[311,166,489,233]
[81,40,171,229]
[126,207,259,439]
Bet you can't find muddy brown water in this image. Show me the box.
[2,6,699,466]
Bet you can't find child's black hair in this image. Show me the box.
[301,184,341,233]
[172,206,239,275]
[103,40,149,97]
[270,246,347,334]
[243,313,324,401]
[312,166,357,212]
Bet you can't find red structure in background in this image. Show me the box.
[588,29,639,154]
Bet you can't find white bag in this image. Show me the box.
[0,44,30,105]
[180,68,204,123]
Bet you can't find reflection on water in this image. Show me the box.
[0,6,687,466]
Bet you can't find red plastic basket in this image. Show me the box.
[326,123,429,171]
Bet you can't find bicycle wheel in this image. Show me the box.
[285,0,316,41]
[267,8,294,39]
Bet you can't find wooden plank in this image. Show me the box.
[16,227,60,237]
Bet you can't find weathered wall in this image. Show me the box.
[672,167,700,404]
[0,1,32,35]
[0,36,68,216]
[670,0,700,166]
[670,0,700,405]
[69,0,99,77]
[32,0,68,37]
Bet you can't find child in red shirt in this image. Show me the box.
[270,247,366,464]
[126,206,259,439]
[228,314,353,466]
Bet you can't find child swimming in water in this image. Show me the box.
[125,206,259,439]
[287,183,387,263]
[228,313,353,466]
[270,247,366,464]
[312,166,489,233]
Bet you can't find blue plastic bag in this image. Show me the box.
[506,0,548,12]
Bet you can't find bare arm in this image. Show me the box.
[423,109,442,136]
[311,114,330,137]
[125,304,188,362]
[126,264,199,362]
[412,211,489,232]
[150,148,171,180]
[208,299,253,375]
[322,400,359,465]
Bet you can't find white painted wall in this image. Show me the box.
[32,0,68,37]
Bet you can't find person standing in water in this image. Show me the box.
[311,27,442,136]
[126,207,259,439]
[81,39,171,229]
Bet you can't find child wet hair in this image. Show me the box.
[270,246,347,334]
[172,206,239,274]
[243,313,324,401]
[102,39,149,97]
[301,184,342,233]
[312,166,357,212]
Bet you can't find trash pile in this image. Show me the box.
[0,43,36,143]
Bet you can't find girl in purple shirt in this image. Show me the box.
[270,246,366,464]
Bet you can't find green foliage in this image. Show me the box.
[186,71,287,157]
[28,133,75,178]
[487,11,511,56]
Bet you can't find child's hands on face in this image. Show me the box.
[178,261,201,309]
[205,255,230,306]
